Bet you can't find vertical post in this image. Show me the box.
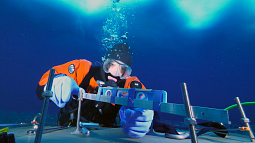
[181,83,198,143]
[34,69,55,143]
[235,97,255,142]
[71,88,82,134]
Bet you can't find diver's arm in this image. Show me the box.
[36,59,92,100]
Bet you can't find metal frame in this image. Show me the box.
[34,69,254,142]
[72,84,231,143]
[80,86,230,123]
[37,77,255,142]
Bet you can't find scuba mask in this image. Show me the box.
[103,58,132,79]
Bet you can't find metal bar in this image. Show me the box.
[81,88,229,123]
[235,97,255,142]
[76,97,82,130]
[34,69,55,143]
[71,88,83,134]
[160,103,229,123]
[181,83,198,143]
[28,127,69,135]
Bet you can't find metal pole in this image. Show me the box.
[181,83,198,143]
[71,88,91,136]
[71,90,82,134]
[235,97,255,142]
[34,69,55,143]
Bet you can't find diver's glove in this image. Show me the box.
[44,74,85,108]
[119,106,154,138]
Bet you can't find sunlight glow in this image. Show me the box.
[60,0,110,14]
[59,0,150,15]
[173,0,230,28]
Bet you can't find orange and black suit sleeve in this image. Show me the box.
[124,76,146,89]
[36,59,92,100]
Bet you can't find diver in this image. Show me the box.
[36,42,153,138]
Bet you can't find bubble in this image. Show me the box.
[100,0,135,52]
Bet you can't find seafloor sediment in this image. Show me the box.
[0,111,254,136]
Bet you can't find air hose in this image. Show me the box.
[224,102,255,111]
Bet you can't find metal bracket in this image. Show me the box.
[184,117,197,126]
[41,91,53,97]
[241,118,250,123]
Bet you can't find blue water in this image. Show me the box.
[0,0,254,132]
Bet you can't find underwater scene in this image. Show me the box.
[1,0,255,141]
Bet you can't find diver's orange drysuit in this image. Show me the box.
[36,59,145,126]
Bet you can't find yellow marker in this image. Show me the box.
[239,126,249,131]
[0,127,9,133]
[68,120,73,127]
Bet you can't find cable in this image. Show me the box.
[224,102,255,111]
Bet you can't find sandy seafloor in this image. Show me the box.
[1,111,254,137]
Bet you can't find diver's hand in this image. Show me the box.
[119,106,154,138]
[103,80,117,87]
[44,75,84,108]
